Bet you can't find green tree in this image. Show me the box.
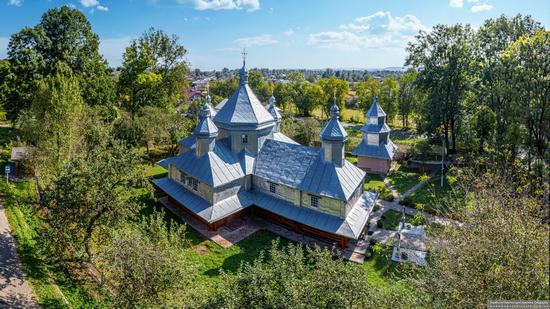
[474,15,542,159]
[316,76,349,118]
[5,6,115,122]
[137,106,193,154]
[356,77,381,111]
[207,240,418,308]
[293,82,324,117]
[417,168,549,308]
[118,28,189,120]
[379,76,399,122]
[397,71,419,128]
[40,141,147,263]
[273,82,295,112]
[97,211,194,308]
[18,62,84,179]
[248,70,272,103]
[209,76,239,105]
[471,105,496,152]
[406,24,474,154]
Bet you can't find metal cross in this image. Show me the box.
[242,48,247,66]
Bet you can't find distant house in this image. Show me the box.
[352,96,397,174]
[154,57,377,248]
[187,89,204,101]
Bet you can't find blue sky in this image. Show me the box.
[1,0,549,70]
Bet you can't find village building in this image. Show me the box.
[352,96,398,174]
[154,56,377,248]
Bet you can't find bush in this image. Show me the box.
[399,196,415,207]
[378,188,395,201]
[373,203,381,212]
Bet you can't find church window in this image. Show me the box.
[310,195,319,208]
[241,134,248,144]
[367,133,379,146]
[269,182,277,194]
[367,117,378,125]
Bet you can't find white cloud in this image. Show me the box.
[96,5,108,11]
[234,34,277,47]
[471,3,493,12]
[449,0,464,7]
[8,0,22,6]
[283,29,294,36]
[80,0,99,7]
[310,12,427,51]
[194,0,260,12]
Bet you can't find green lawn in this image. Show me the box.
[1,180,103,308]
[386,163,424,195]
[364,174,394,201]
[406,176,457,215]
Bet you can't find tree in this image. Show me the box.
[416,168,549,308]
[471,105,496,152]
[474,15,542,159]
[316,76,349,118]
[502,30,550,188]
[397,71,419,128]
[356,77,380,111]
[379,76,399,122]
[5,6,115,122]
[118,28,189,120]
[406,24,474,154]
[209,76,238,104]
[40,141,147,263]
[207,240,418,308]
[137,106,193,154]
[97,211,194,308]
[248,70,272,103]
[273,82,295,111]
[18,62,84,179]
[293,82,324,117]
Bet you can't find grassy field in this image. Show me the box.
[407,177,455,214]
[363,174,394,201]
[386,163,424,195]
[378,209,412,231]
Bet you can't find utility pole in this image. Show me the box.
[441,136,445,187]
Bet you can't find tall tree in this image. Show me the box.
[474,15,542,160]
[316,76,349,118]
[379,76,399,122]
[5,6,115,122]
[397,71,419,128]
[356,77,381,112]
[118,28,189,119]
[40,141,147,263]
[18,62,84,179]
[406,24,474,154]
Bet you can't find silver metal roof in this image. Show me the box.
[352,139,397,160]
[254,140,365,201]
[160,141,244,187]
[215,98,228,111]
[213,83,275,128]
[239,148,256,175]
[272,132,298,144]
[361,123,391,134]
[320,103,348,141]
[267,95,282,121]
[178,135,195,149]
[194,104,218,137]
[366,96,386,118]
[154,176,376,239]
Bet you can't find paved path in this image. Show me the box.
[0,202,39,308]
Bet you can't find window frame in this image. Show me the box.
[269,182,277,194]
[241,134,248,144]
[310,195,319,208]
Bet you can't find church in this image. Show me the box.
[153,56,376,248]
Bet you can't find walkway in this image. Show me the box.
[367,174,462,244]
[0,202,39,308]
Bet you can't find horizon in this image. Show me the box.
[1,0,549,70]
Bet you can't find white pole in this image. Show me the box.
[441,137,445,187]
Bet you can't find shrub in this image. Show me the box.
[399,196,415,207]
[373,203,381,212]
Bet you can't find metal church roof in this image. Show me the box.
[267,95,282,121]
[194,103,218,137]
[366,96,386,118]
[254,139,365,201]
[352,139,398,160]
[159,141,244,187]
[320,104,348,141]
[361,122,391,134]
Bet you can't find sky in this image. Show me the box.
[0,0,549,70]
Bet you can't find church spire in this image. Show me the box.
[239,48,248,85]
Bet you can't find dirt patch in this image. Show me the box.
[193,244,211,256]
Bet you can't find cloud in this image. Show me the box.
[96,5,108,11]
[283,29,294,36]
[310,12,427,51]
[471,3,492,12]
[194,0,260,12]
[234,34,277,47]
[80,0,99,7]
[7,0,22,5]
[449,0,463,7]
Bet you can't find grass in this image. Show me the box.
[377,209,413,231]
[1,180,103,308]
[386,163,423,195]
[406,176,456,215]
[363,174,394,201]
